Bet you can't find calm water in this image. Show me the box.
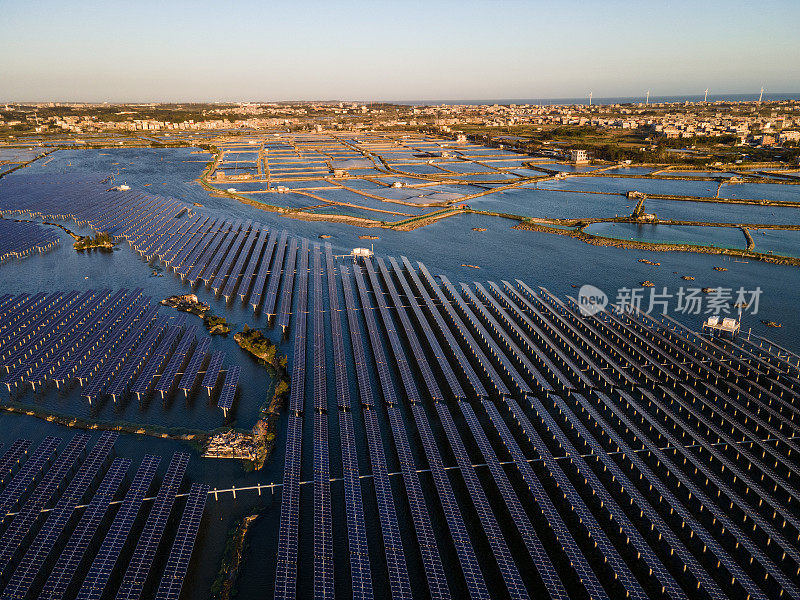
[583,222,749,249]
[2,147,800,599]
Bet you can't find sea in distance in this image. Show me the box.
[391,92,800,105]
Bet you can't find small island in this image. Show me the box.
[73,232,116,252]
[160,294,231,335]
[234,324,279,364]
[233,324,290,469]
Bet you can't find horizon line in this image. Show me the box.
[3,91,800,106]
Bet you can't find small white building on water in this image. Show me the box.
[352,247,374,258]
[570,149,589,164]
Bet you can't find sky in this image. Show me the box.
[2,0,799,102]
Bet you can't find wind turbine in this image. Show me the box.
[645,90,650,106]
[704,88,709,103]
[588,91,592,106]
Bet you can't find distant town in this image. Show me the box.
[3,100,799,177]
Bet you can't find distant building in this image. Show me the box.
[570,149,588,164]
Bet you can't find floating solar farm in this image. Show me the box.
[0,177,310,321]
[2,163,800,599]
[0,433,207,600]
[0,289,239,412]
[0,220,60,263]
[270,243,800,600]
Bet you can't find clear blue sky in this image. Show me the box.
[2,0,799,102]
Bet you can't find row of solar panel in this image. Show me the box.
[272,250,800,600]
[0,434,206,600]
[0,182,311,335]
[0,219,60,262]
[0,291,238,411]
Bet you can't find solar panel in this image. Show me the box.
[408,403,489,598]
[530,393,689,600]
[503,393,650,598]
[184,221,231,284]
[651,385,800,576]
[211,221,252,293]
[221,223,259,300]
[288,240,309,414]
[585,390,778,600]
[238,227,270,303]
[276,238,298,331]
[1,432,118,598]
[0,433,90,576]
[361,409,412,600]
[202,351,224,394]
[441,276,533,397]
[106,318,167,399]
[434,402,529,600]
[339,266,375,408]
[373,257,444,401]
[263,230,289,317]
[313,410,334,599]
[155,326,197,396]
[414,260,508,396]
[383,405,449,600]
[130,324,183,398]
[628,387,800,595]
[387,257,467,400]
[154,483,209,600]
[480,399,608,600]
[217,365,240,411]
[249,229,279,311]
[346,264,447,595]
[499,282,623,389]
[178,337,210,394]
[349,266,401,406]
[0,436,60,521]
[83,305,160,400]
[175,219,220,278]
[459,402,569,600]
[202,220,244,285]
[74,454,160,600]
[274,414,303,600]
[0,440,32,488]
[116,452,189,600]
[38,457,130,600]
[313,244,326,412]
[473,282,573,392]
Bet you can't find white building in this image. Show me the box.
[570,149,588,164]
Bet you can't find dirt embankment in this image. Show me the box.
[513,221,800,266]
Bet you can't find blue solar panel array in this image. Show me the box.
[0,291,239,411]
[5,176,800,600]
[0,219,60,263]
[0,434,207,600]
